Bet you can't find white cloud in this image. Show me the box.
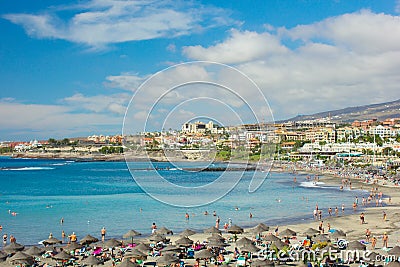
[63,93,130,115]
[3,0,234,50]
[0,100,122,140]
[180,11,400,120]
[183,29,288,64]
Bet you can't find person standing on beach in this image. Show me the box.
[383,232,389,248]
[61,230,66,243]
[371,236,377,249]
[341,204,345,214]
[69,232,77,243]
[101,227,106,242]
[365,229,371,242]
[151,223,157,234]
[360,212,365,224]
[383,211,387,221]
[9,235,16,243]
[2,234,7,246]
[185,213,190,221]
[335,207,339,217]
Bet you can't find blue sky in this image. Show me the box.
[1,0,400,140]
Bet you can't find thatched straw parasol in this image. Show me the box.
[240,243,260,253]
[389,246,400,256]
[156,254,180,266]
[279,228,296,237]
[3,243,24,253]
[228,225,244,234]
[236,237,253,246]
[303,228,320,236]
[80,235,99,245]
[251,259,274,267]
[24,246,44,257]
[263,235,281,242]
[346,241,366,250]
[195,249,215,259]
[81,255,103,266]
[42,237,62,246]
[175,236,194,247]
[155,227,173,235]
[179,229,196,237]
[119,259,139,267]
[203,226,221,234]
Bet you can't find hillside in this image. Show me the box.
[284,99,400,123]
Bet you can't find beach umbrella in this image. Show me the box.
[207,234,225,242]
[389,246,400,257]
[272,240,286,250]
[155,227,173,235]
[156,254,180,265]
[162,244,181,253]
[363,251,380,263]
[134,243,152,253]
[43,237,62,246]
[175,236,193,247]
[64,242,83,251]
[203,226,221,234]
[256,223,269,231]
[80,235,99,245]
[53,250,74,262]
[329,230,346,239]
[263,235,281,242]
[8,251,33,262]
[0,251,7,261]
[240,244,260,253]
[24,246,44,257]
[148,234,167,243]
[123,230,142,244]
[280,228,296,237]
[179,229,196,237]
[228,225,244,234]
[251,259,274,267]
[119,259,139,267]
[103,238,122,248]
[124,249,147,258]
[195,249,215,259]
[81,255,103,266]
[347,241,366,251]
[248,224,268,234]
[303,228,320,236]
[387,262,400,267]
[313,234,330,243]
[236,237,253,246]
[3,243,24,253]
[206,239,228,248]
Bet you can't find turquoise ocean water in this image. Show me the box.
[0,156,365,246]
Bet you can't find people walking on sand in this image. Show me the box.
[328,207,332,216]
[335,207,339,217]
[215,216,220,229]
[360,212,365,224]
[342,203,345,214]
[370,235,377,249]
[383,232,389,248]
[365,229,371,242]
[151,223,157,234]
[383,211,387,221]
[101,227,106,242]
[2,234,7,246]
[318,221,324,234]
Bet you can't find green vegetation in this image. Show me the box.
[99,146,124,154]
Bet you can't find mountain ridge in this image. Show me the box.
[282,99,400,123]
